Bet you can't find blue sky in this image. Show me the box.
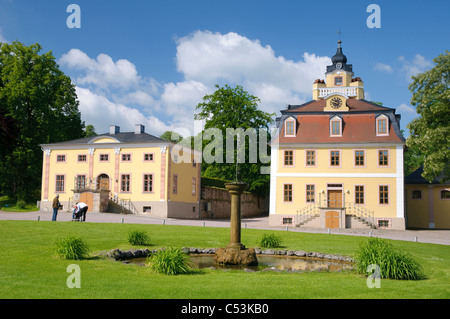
[0,0,448,137]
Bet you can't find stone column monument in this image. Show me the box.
[213,182,258,266]
[225,182,247,250]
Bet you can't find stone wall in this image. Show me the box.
[200,186,268,219]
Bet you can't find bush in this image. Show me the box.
[127,229,150,246]
[147,247,192,275]
[259,233,282,248]
[16,200,26,209]
[356,238,424,280]
[54,234,91,260]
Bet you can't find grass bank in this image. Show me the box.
[0,196,39,212]
[0,220,448,299]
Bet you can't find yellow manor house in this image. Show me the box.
[40,124,201,218]
[269,41,407,230]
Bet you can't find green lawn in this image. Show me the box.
[0,220,449,299]
[0,196,39,212]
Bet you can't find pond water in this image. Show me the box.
[127,254,353,272]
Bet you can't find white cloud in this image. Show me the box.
[76,87,172,135]
[175,31,330,112]
[399,54,433,82]
[60,49,140,90]
[61,30,333,135]
[374,62,393,73]
[396,103,417,116]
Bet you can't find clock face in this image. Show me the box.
[331,97,342,109]
[336,62,342,69]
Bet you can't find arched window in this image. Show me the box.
[376,114,389,136]
[284,117,296,137]
[330,116,342,137]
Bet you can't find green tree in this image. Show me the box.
[0,41,84,200]
[159,130,183,143]
[84,124,97,137]
[406,51,450,183]
[194,84,274,195]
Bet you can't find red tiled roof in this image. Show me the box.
[278,114,404,144]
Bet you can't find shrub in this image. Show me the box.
[356,238,424,280]
[16,200,26,209]
[54,234,91,260]
[127,229,150,246]
[147,247,192,275]
[259,233,282,248]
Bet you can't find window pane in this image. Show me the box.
[332,121,340,135]
[144,174,153,192]
[284,150,293,166]
[284,184,292,202]
[379,185,389,204]
[306,150,315,166]
[379,150,388,166]
[306,184,315,203]
[121,175,130,192]
[355,150,364,166]
[331,151,340,166]
[355,185,364,204]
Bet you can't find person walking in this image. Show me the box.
[52,195,60,221]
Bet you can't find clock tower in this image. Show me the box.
[312,40,364,107]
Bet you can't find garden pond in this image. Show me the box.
[125,254,354,272]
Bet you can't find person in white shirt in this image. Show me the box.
[73,202,88,222]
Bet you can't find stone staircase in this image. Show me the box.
[295,213,320,228]
[107,194,138,214]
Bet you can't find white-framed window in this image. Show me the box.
[376,114,389,136]
[330,116,342,137]
[284,117,296,137]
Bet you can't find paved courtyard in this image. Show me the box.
[1,210,449,245]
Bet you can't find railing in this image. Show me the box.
[73,177,97,192]
[109,193,139,215]
[295,203,320,226]
[318,87,357,98]
[294,194,376,229]
[345,202,376,228]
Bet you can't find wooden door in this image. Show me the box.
[328,190,342,208]
[80,192,93,212]
[325,211,340,229]
[97,174,110,191]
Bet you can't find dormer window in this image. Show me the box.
[334,76,343,86]
[376,114,389,136]
[284,117,296,137]
[330,116,342,137]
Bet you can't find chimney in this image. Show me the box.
[135,124,145,134]
[109,125,120,134]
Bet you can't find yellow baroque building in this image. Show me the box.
[269,41,406,230]
[405,167,450,229]
[40,124,201,218]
